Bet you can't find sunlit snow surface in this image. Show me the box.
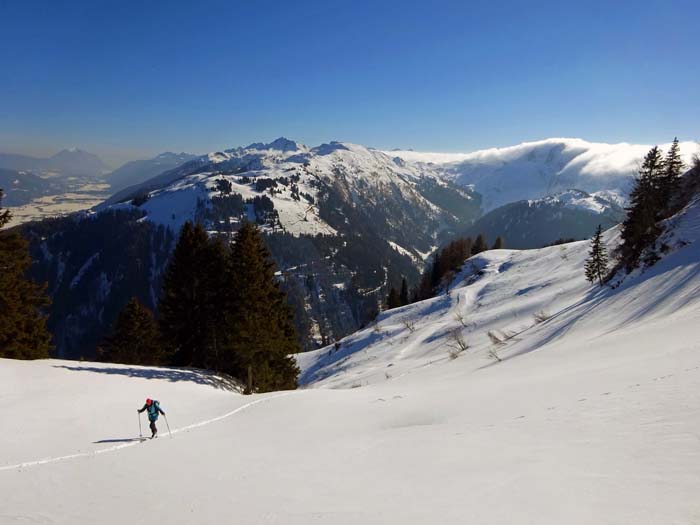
[388,138,700,211]
[2,199,700,524]
[112,139,457,237]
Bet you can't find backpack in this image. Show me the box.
[147,400,160,420]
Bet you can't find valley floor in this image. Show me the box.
[5,182,111,228]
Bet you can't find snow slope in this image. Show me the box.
[3,200,700,524]
[107,152,197,192]
[104,138,475,239]
[460,189,626,249]
[388,138,700,211]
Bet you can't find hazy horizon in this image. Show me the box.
[2,0,699,168]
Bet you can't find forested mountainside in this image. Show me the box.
[23,139,481,358]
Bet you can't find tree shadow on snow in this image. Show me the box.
[53,364,243,392]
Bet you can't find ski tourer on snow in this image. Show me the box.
[138,398,165,438]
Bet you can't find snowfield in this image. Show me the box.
[2,200,700,524]
[388,138,700,211]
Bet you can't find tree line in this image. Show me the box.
[99,221,300,393]
[584,138,700,285]
[0,190,300,392]
[0,190,52,359]
[385,233,504,309]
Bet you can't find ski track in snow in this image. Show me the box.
[0,392,293,472]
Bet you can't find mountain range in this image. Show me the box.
[461,189,626,249]
[388,137,699,211]
[23,138,481,357]
[0,149,111,177]
[106,152,198,192]
[16,136,699,358]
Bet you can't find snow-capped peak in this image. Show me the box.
[386,138,700,211]
[529,189,619,214]
[245,137,304,153]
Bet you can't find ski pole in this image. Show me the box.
[164,414,172,439]
[138,411,142,438]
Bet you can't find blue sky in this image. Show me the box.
[1,0,698,166]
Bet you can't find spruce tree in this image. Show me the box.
[492,236,504,249]
[399,277,409,306]
[386,287,401,309]
[584,225,608,286]
[619,146,664,271]
[660,137,684,213]
[0,191,9,228]
[224,222,299,393]
[430,252,442,289]
[0,190,52,358]
[472,234,488,255]
[201,235,231,371]
[99,297,162,365]
[159,221,228,368]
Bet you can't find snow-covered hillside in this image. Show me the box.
[460,189,626,249]
[105,138,477,241]
[107,151,197,192]
[4,202,700,524]
[299,195,700,387]
[27,138,481,358]
[388,138,700,211]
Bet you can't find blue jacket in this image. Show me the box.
[139,401,165,422]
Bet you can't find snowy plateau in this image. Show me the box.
[3,192,700,523]
[388,137,700,211]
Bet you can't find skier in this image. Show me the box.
[137,398,166,438]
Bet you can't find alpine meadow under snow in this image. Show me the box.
[2,192,699,523]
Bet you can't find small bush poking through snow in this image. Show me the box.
[454,311,468,328]
[446,328,469,359]
[487,348,503,363]
[488,330,506,346]
[533,310,550,324]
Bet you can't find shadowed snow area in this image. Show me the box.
[2,199,700,524]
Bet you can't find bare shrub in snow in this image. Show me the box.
[454,311,468,328]
[447,329,469,359]
[402,319,416,333]
[488,330,505,346]
[533,310,550,324]
[487,348,503,363]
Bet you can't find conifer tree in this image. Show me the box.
[472,234,488,255]
[0,191,9,228]
[660,137,684,213]
[619,146,664,271]
[0,190,52,358]
[99,297,162,365]
[584,225,608,286]
[429,251,442,289]
[386,287,401,309]
[223,222,299,393]
[399,277,409,306]
[159,221,228,368]
[492,236,504,249]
